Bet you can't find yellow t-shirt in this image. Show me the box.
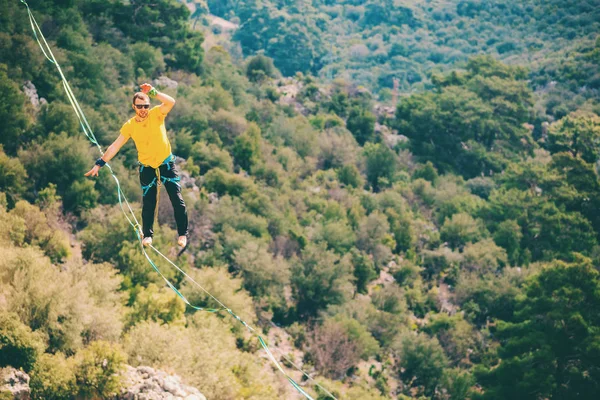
[120,106,172,168]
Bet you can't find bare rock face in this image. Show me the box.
[117,366,206,400]
[152,76,179,90]
[22,81,47,109]
[0,367,30,400]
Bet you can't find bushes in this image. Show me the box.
[246,54,277,82]
[307,319,362,379]
[204,168,254,197]
[18,133,96,213]
[364,142,399,191]
[0,312,45,372]
[291,243,354,319]
[126,284,186,328]
[30,353,76,400]
[123,316,282,400]
[75,341,126,399]
[233,241,290,302]
[440,212,486,250]
[30,342,126,400]
[394,332,449,397]
[190,142,234,174]
[11,200,70,263]
[209,109,248,145]
[0,245,123,355]
[0,146,28,206]
[0,67,32,154]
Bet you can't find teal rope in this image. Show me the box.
[20,2,336,399]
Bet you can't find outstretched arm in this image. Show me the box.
[84,134,129,177]
[140,83,176,115]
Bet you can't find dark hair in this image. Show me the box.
[132,92,149,104]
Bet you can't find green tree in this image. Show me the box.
[0,146,28,207]
[346,106,376,145]
[337,164,364,188]
[232,123,261,171]
[266,22,321,76]
[412,161,439,184]
[0,66,32,154]
[356,211,394,267]
[315,220,356,255]
[395,332,449,397]
[291,243,354,319]
[549,152,600,235]
[170,31,204,74]
[246,54,277,82]
[0,311,45,372]
[18,133,94,212]
[11,200,70,263]
[546,112,600,164]
[396,56,533,178]
[493,220,522,265]
[440,212,485,250]
[190,142,234,174]
[130,42,166,78]
[30,353,77,400]
[482,188,597,262]
[38,102,79,138]
[350,248,377,294]
[75,341,125,399]
[126,284,186,328]
[364,142,398,191]
[476,260,600,399]
[233,241,290,302]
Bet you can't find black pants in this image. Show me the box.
[139,160,188,239]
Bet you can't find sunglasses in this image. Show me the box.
[134,104,150,109]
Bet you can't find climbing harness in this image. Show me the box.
[19,1,336,399]
[140,154,178,197]
[140,154,181,234]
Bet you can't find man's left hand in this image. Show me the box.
[140,83,153,94]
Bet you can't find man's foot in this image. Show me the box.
[142,236,153,247]
[178,235,187,248]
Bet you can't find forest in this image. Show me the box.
[1,0,599,399]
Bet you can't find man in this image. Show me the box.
[85,83,188,248]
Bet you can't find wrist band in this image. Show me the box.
[95,158,106,167]
[148,87,157,98]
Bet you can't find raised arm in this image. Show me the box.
[140,83,176,115]
[84,134,129,177]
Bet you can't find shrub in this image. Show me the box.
[30,353,77,400]
[0,312,45,372]
[75,341,126,399]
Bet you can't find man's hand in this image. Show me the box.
[140,83,153,94]
[84,165,101,177]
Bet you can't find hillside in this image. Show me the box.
[1,0,600,399]
[199,0,600,121]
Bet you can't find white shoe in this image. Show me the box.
[177,236,187,248]
[142,236,153,247]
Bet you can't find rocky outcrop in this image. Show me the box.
[22,81,46,110]
[0,366,206,400]
[152,76,179,90]
[117,366,206,400]
[0,367,30,400]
